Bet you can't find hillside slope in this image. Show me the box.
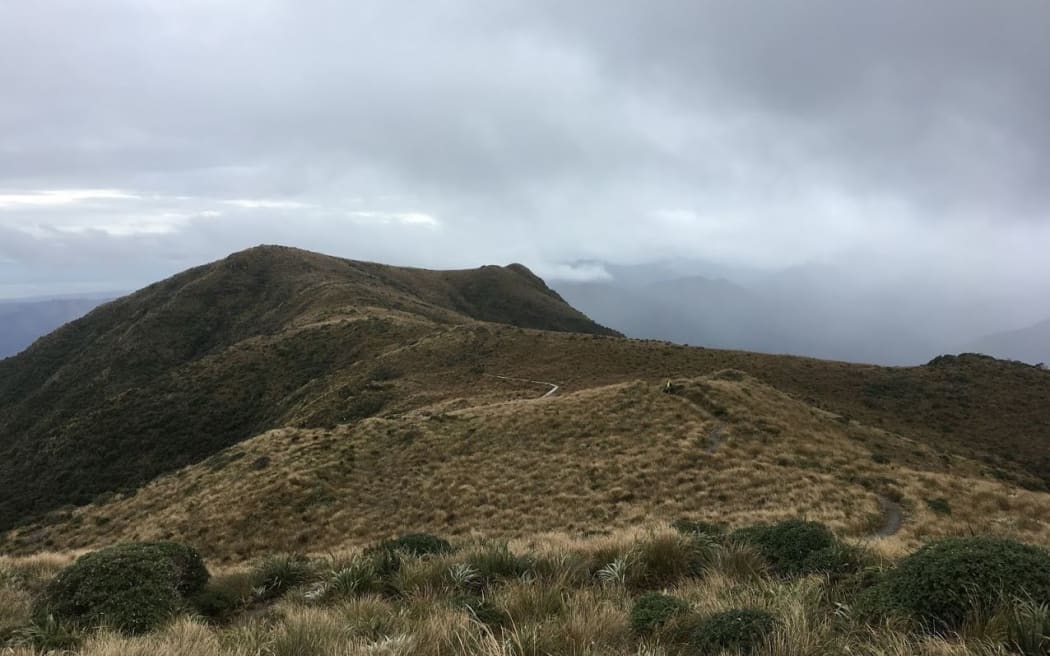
[2,246,1050,545]
[0,246,616,530]
[8,372,1048,560]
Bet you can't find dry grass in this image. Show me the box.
[2,529,1036,656]
[10,372,1049,562]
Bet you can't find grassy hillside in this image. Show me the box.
[7,372,1048,561]
[1,245,1049,545]
[0,246,616,531]
[3,247,1050,656]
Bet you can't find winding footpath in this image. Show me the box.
[707,421,728,454]
[875,495,904,538]
[487,374,560,398]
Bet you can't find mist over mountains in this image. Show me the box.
[552,259,1049,365]
[0,295,113,359]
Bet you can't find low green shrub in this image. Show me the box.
[463,596,511,627]
[689,608,778,654]
[802,542,873,581]
[925,498,952,516]
[147,541,210,595]
[877,537,1050,631]
[355,533,453,589]
[369,533,453,558]
[190,587,242,623]
[671,519,727,538]
[250,554,316,601]
[630,593,689,635]
[732,519,852,577]
[190,571,253,622]
[33,541,209,635]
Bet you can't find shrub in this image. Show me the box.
[250,554,316,601]
[925,498,952,516]
[463,596,511,627]
[689,608,779,654]
[630,593,689,635]
[369,533,453,558]
[731,519,847,577]
[190,572,253,623]
[671,519,727,537]
[878,537,1050,631]
[356,533,453,588]
[146,541,210,595]
[190,586,243,623]
[33,541,208,635]
[801,542,873,582]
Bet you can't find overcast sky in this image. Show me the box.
[1,0,1048,304]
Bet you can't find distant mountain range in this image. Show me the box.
[0,295,114,359]
[959,318,1050,365]
[553,261,1047,366]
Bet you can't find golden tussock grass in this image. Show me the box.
[2,527,1042,656]
[9,372,1050,562]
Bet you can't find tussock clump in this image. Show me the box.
[626,532,711,590]
[464,542,534,586]
[876,537,1050,631]
[688,608,779,654]
[321,558,385,600]
[369,533,453,558]
[671,519,727,538]
[706,541,770,583]
[630,593,689,635]
[33,541,209,635]
[353,533,455,592]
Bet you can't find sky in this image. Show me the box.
[1,1,1049,313]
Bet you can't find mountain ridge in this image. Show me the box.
[2,246,1049,548]
[0,245,618,531]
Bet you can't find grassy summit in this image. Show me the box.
[0,246,617,531]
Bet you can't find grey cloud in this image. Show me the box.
[1,1,1049,361]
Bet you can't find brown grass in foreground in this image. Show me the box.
[1,528,1039,656]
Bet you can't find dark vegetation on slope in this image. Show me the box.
[34,541,209,635]
[1,246,1049,538]
[0,246,616,531]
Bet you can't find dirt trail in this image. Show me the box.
[875,495,903,538]
[707,421,727,453]
[487,374,560,398]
